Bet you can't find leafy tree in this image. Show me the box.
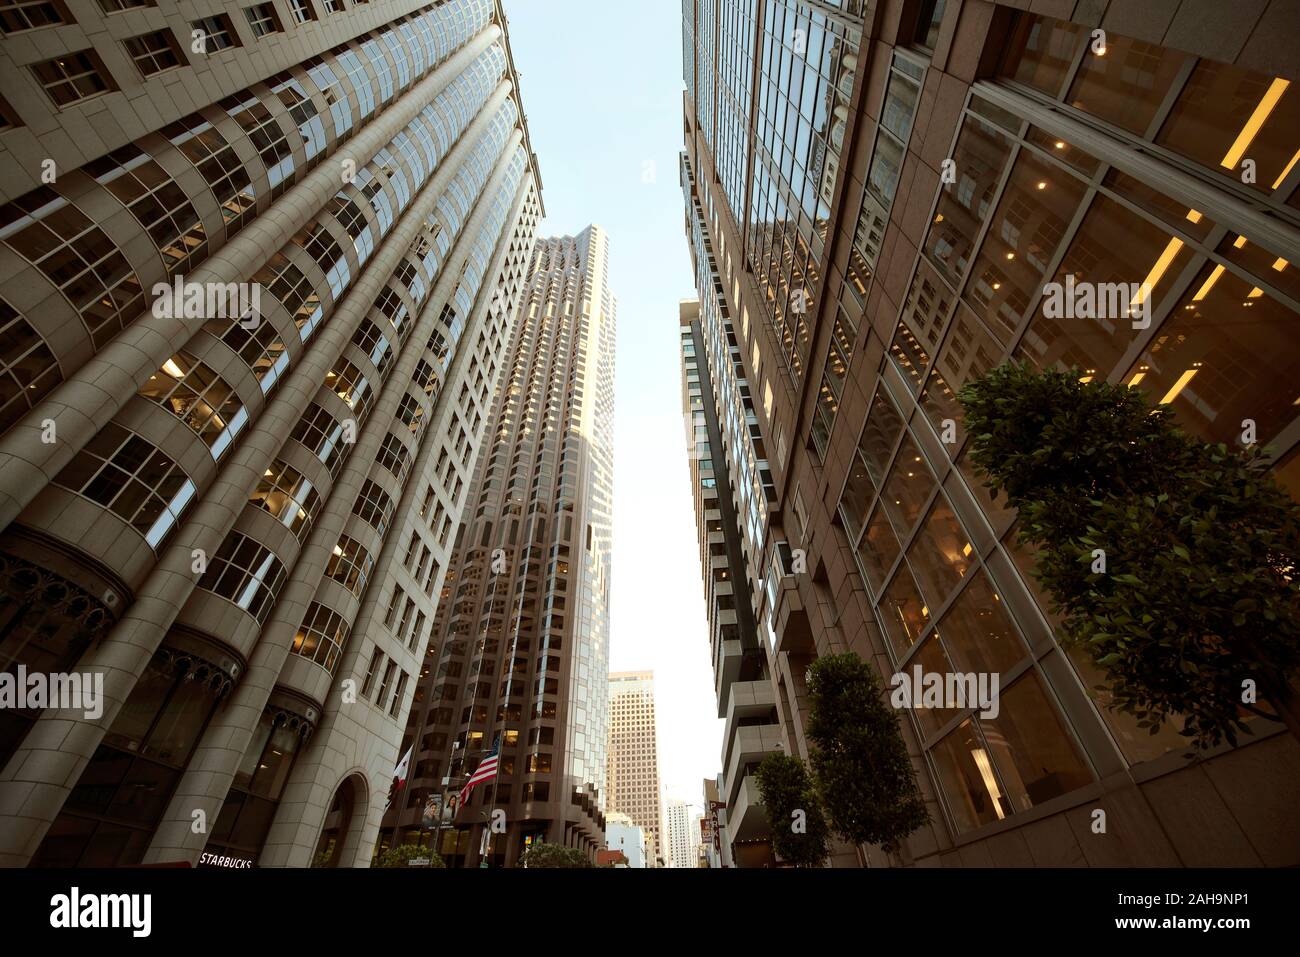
[518,843,591,868]
[375,843,445,868]
[806,653,928,854]
[958,363,1300,749]
[754,750,830,867]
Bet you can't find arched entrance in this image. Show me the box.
[312,773,368,868]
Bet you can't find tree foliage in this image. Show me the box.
[518,843,591,868]
[806,653,929,853]
[375,843,446,868]
[754,750,830,866]
[958,363,1300,749]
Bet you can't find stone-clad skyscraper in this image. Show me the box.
[383,226,615,867]
[0,0,543,868]
[607,670,665,866]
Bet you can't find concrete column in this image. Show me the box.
[0,82,514,868]
[0,25,503,532]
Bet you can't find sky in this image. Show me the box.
[503,0,723,810]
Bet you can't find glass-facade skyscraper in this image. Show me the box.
[682,0,1300,867]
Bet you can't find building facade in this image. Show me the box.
[605,810,646,868]
[606,669,665,866]
[678,298,782,866]
[382,225,616,867]
[664,797,701,868]
[681,0,1300,867]
[0,0,544,868]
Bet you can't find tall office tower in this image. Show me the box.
[679,299,781,866]
[682,0,1300,868]
[606,670,665,866]
[0,0,545,868]
[384,226,616,867]
[664,797,701,868]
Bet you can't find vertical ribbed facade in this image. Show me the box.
[383,225,615,867]
[606,670,664,866]
[0,0,544,868]
[682,0,1300,869]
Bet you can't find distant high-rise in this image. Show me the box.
[682,0,1300,868]
[385,226,616,867]
[606,670,665,866]
[0,0,541,868]
[665,797,701,869]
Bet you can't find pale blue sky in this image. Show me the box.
[503,0,723,808]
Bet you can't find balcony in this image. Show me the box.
[723,678,776,744]
[725,773,769,844]
[772,575,814,657]
[723,723,784,808]
[713,633,743,717]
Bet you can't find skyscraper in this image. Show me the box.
[682,0,1300,867]
[384,225,616,867]
[606,670,666,866]
[0,0,542,868]
[664,797,701,868]
[679,298,781,866]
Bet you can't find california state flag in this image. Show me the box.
[385,745,413,810]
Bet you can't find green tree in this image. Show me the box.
[958,363,1300,749]
[754,750,830,867]
[374,843,446,868]
[518,843,591,868]
[806,653,928,854]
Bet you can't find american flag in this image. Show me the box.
[458,750,499,807]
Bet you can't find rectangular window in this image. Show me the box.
[191,15,238,53]
[244,3,281,38]
[361,646,383,699]
[124,30,184,77]
[30,50,114,106]
[0,0,69,33]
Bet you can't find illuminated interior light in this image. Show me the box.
[1036,181,1047,190]
[1221,77,1290,169]
[1272,148,1300,189]
[1131,237,1183,308]
[1248,286,1263,298]
[962,543,973,557]
[1054,141,1066,149]
[1273,257,1288,271]
[1185,209,1203,224]
[1233,235,1248,249]
[1159,368,1200,405]
[1005,252,1015,260]
[1192,263,1226,301]
[971,749,1006,820]
[1127,371,1146,387]
[162,359,184,378]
